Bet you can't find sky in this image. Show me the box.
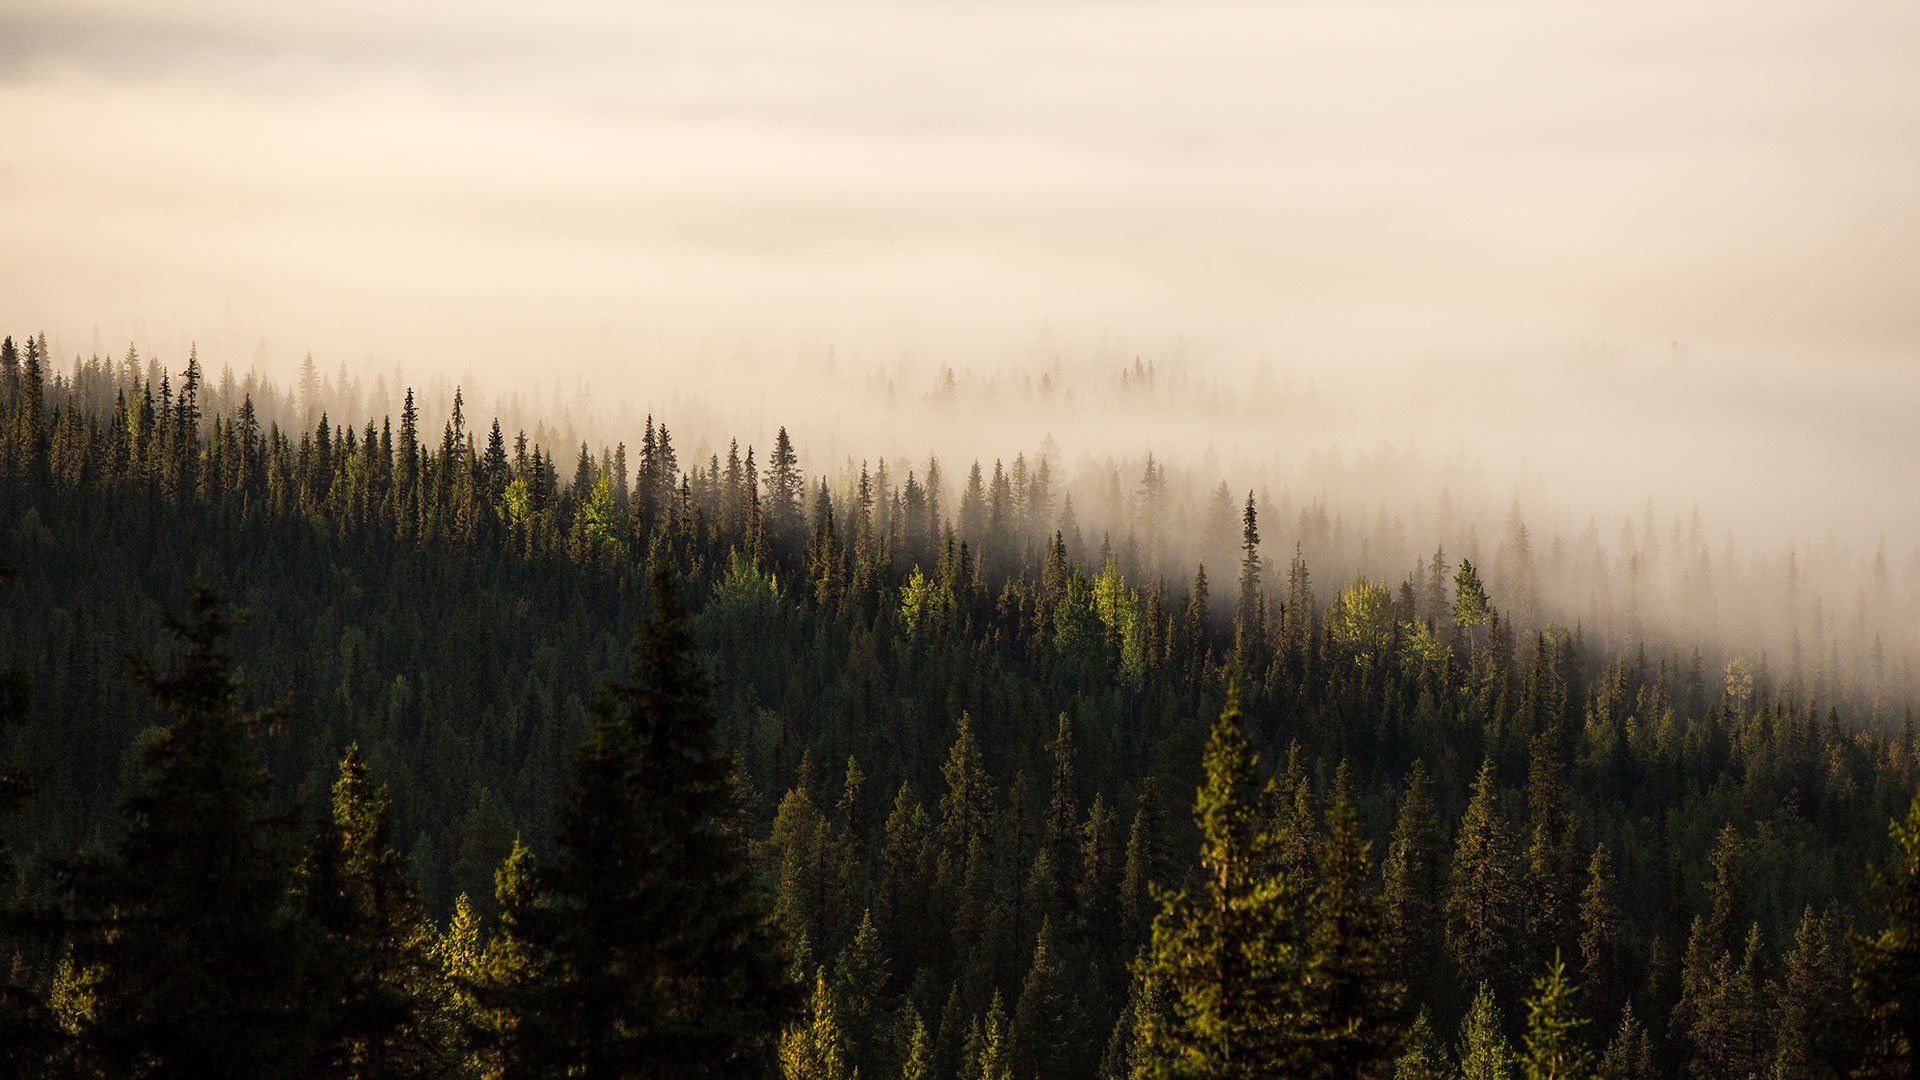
[3,0,1918,546]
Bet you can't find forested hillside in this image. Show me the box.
[1,332,1917,1078]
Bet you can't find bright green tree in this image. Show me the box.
[1393,1010,1449,1080]
[1458,984,1515,1080]
[1131,684,1307,1079]
[1519,952,1592,1080]
[781,971,855,1080]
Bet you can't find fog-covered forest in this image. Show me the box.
[7,0,1920,1076]
[0,332,1916,1078]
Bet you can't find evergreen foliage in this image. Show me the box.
[0,346,1911,1077]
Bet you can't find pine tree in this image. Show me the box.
[1854,791,1920,1079]
[977,991,1012,1080]
[1045,713,1081,904]
[1523,733,1578,970]
[1448,759,1518,998]
[1519,952,1592,1080]
[1576,844,1620,1026]
[1392,1010,1448,1080]
[781,971,855,1080]
[1303,762,1400,1079]
[1774,906,1848,1078]
[1121,779,1172,949]
[901,1008,932,1080]
[58,587,319,1077]
[1596,1002,1652,1080]
[835,909,892,1080]
[1704,825,1742,956]
[1382,760,1444,993]
[1234,492,1264,661]
[429,893,489,1077]
[1131,684,1307,1079]
[1010,916,1078,1080]
[1458,984,1515,1080]
[472,839,542,1073]
[939,713,994,860]
[304,743,444,1076]
[879,782,937,984]
[766,426,803,552]
[502,561,799,1077]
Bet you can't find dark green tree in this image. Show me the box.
[0,563,54,1073]
[1596,1002,1652,1080]
[1381,760,1444,994]
[1448,759,1518,997]
[1303,762,1400,1079]
[59,587,318,1077]
[502,562,800,1077]
[1009,916,1079,1080]
[1576,844,1621,1027]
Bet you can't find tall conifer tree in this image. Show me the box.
[1131,684,1306,1079]
[59,588,317,1077]
[502,561,799,1077]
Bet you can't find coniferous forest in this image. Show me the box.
[0,331,1917,1080]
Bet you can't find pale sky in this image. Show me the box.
[3,0,1917,543]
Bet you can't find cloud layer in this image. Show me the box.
[3,0,1917,544]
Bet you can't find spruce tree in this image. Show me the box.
[766,426,803,552]
[781,971,855,1080]
[1392,1010,1448,1080]
[1233,492,1263,661]
[901,1008,932,1080]
[835,908,892,1080]
[1519,952,1592,1080]
[1303,762,1400,1079]
[1009,916,1078,1080]
[1131,684,1307,1079]
[1774,906,1848,1078]
[1523,733,1578,970]
[1448,759,1518,998]
[1596,1002,1652,1080]
[976,991,1012,1080]
[502,561,799,1077]
[1575,844,1620,1027]
[59,587,319,1077]
[303,743,444,1077]
[1854,792,1920,1080]
[1382,760,1444,995]
[1458,984,1515,1080]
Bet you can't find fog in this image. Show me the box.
[5,0,1918,669]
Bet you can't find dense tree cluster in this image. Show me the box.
[0,335,1916,1077]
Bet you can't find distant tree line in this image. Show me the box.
[0,332,1916,1077]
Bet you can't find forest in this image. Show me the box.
[0,331,1917,1079]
